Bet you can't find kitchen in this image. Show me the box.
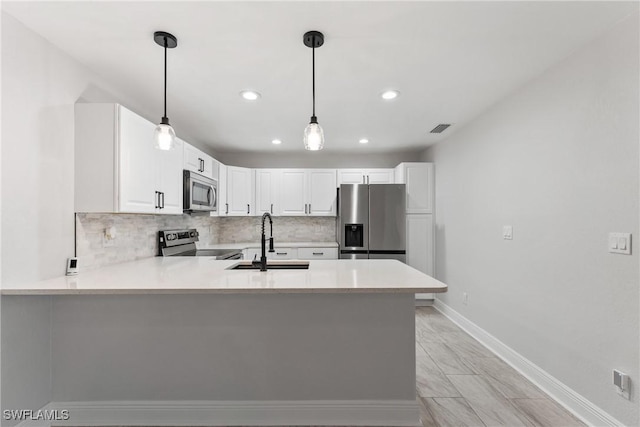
[1,2,638,427]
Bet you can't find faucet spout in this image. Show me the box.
[259,213,274,271]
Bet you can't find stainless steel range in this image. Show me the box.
[158,229,243,259]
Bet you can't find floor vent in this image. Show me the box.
[430,124,451,133]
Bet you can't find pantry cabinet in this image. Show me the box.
[394,162,434,214]
[75,103,183,214]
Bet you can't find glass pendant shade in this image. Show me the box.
[154,122,176,151]
[304,121,324,151]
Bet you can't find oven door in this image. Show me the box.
[184,171,217,212]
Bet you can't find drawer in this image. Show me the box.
[297,247,338,260]
[269,248,296,260]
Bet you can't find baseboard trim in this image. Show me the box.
[433,299,624,427]
[37,399,420,426]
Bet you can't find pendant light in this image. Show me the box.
[153,31,178,150]
[303,31,325,151]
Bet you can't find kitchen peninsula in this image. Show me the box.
[2,258,446,426]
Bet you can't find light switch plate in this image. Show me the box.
[609,233,631,255]
[503,226,513,240]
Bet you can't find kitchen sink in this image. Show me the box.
[228,261,310,270]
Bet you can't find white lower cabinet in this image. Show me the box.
[297,248,339,260]
[245,246,338,261]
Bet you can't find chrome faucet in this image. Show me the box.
[254,212,275,271]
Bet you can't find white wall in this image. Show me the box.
[1,12,159,284]
[424,14,639,426]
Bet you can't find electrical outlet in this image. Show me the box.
[614,369,630,400]
[463,292,468,305]
[503,226,513,240]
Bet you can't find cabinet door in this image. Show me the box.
[397,163,433,214]
[157,137,184,214]
[366,169,394,184]
[255,169,281,215]
[218,163,228,216]
[279,170,307,216]
[226,166,254,216]
[337,169,366,185]
[308,169,337,216]
[118,106,158,213]
[184,143,205,174]
[407,214,434,299]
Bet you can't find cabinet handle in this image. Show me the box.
[313,252,324,255]
[308,203,311,214]
[270,203,273,214]
[247,204,250,215]
[304,204,307,214]
[160,192,165,209]
[155,191,159,209]
[367,175,370,184]
[225,203,229,215]
[276,252,287,256]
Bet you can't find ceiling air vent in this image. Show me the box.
[430,124,451,134]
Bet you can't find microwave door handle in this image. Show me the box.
[207,186,213,207]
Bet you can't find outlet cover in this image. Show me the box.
[503,226,513,240]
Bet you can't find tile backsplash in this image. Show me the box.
[217,216,336,243]
[75,213,219,270]
[76,214,336,270]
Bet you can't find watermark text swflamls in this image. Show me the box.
[3,409,70,421]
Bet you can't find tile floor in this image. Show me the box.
[415,306,585,427]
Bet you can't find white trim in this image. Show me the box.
[38,399,420,426]
[433,299,624,427]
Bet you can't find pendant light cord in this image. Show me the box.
[312,41,316,117]
[163,37,168,118]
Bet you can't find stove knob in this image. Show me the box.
[190,231,196,237]
[166,234,174,241]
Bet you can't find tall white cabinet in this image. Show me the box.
[395,162,435,301]
[75,103,183,215]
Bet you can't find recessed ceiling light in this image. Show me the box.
[359,138,369,144]
[381,90,400,100]
[271,139,282,145]
[240,90,261,101]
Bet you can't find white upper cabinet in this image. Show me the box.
[255,169,281,215]
[217,163,228,216]
[337,169,394,185]
[184,142,216,180]
[278,169,336,216]
[75,103,184,215]
[394,162,434,214]
[308,169,337,216]
[226,166,254,216]
[280,169,307,216]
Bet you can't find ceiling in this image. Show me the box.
[2,1,638,154]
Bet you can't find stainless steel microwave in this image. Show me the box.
[183,170,217,213]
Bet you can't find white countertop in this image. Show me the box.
[1,258,447,295]
[197,241,339,250]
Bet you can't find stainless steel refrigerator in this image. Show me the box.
[338,184,406,262]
